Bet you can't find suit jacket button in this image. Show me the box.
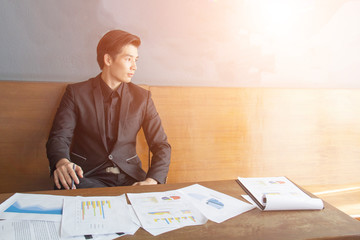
[108,155,113,160]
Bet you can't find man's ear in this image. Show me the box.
[103,54,112,67]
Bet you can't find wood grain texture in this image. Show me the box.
[150,87,360,187]
[1,82,359,201]
[0,81,66,193]
[305,182,360,218]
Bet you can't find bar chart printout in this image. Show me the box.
[81,200,111,221]
[61,195,136,237]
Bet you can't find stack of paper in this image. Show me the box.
[127,184,255,235]
[237,176,324,211]
[0,184,256,238]
[0,193,140,240]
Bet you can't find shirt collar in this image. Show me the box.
[100,79,123,101]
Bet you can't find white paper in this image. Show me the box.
[61,195,137,237]
[179,184,255,223]
[0,220,85,240]
[127,190,207,235]
[90,204,140,239]
[263,194,324,211]
[0,219,132,240]
[140,225,180,237]
[241,195,262,210]
[0,193,65,222]
[238,177,324,211]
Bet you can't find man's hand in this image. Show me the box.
[53,158,83,190]
[132,178,158,186]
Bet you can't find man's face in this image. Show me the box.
[108,44,139,84]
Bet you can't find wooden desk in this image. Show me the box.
[0,180,359,240]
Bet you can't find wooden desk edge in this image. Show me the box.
[0,179,359,240]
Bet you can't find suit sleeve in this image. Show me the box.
[46,85,78,174]
[142,91,171,184]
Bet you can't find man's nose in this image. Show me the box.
[131,61,137,70]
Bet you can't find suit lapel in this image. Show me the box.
[92,77,108,152]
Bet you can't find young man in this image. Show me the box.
[46,30,171,189]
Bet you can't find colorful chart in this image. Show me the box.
[148,211,170,215]
[181,210,192,214]
[269,181,286,184]
[141,197,158,203]
[206,198,224,209]
[4,201,62,215]
[161,196,181,201]
[153,216,197,224]
[81,200,111,220]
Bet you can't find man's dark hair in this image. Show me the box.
[97,30,141,69]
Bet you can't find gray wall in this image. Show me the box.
[0,0,359,87]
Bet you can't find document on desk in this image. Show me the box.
[0,219,134,240]
[237,176,324,211]
[179,184,255,223]
[0,193,64,222]
[61,194,138,238]
[127,190,207,236]
[0,219,86,240]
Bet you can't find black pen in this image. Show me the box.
[71,163,76,189]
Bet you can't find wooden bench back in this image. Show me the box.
[153,87,360,186]
[1,81,359,193]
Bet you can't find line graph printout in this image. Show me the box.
[0,193,64,222]
[61,195,138,238]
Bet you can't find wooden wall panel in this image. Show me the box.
[0,81,66,193]
[150,87,360,186]
[1,81,359,193]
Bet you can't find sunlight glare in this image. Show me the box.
[246,0,315,40]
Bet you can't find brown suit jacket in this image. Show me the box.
[46,75,171,184]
